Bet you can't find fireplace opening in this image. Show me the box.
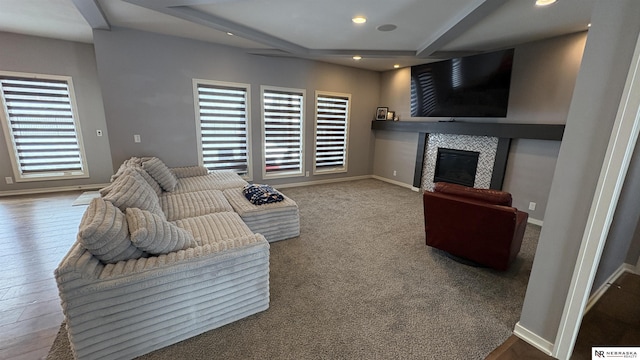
[433,148,480,187]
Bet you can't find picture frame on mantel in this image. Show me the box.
[376,107,388,120]
[387,111,395,120]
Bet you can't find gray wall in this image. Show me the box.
[0,32,113,193]
[376,31,587,221]
[519,0,640,344]
[92,27,380,186]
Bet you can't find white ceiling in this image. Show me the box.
[0,0,594,71]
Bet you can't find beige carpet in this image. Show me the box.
[48,179,539,360]
[71,191,100,206]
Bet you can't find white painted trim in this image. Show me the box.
[584,264,637,313]
[514,322,554,356]
[272,175,373,189]
[371,175,420,191]
[527,217,544,227]
[0,183,110,197]
[553,32,640,360]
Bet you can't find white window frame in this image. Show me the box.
[260,85,305,180]
[313,91,350,175]
[0,71,89,182]
[193,79,252,181]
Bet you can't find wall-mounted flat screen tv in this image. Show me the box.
[410,49,514,118]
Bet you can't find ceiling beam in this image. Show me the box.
[124,0,308,54]
[416,0,509,58]
[71,0,110,30]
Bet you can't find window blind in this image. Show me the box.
[263,89,303,176]
[195,83,249,175]
[315,94,349,172]
[0,76,85,177]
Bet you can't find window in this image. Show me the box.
[314,92,350,174]
[261,86,305,179]
[193,80,251,179]
[0,72,88,182]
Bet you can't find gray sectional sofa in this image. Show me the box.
[55,157,300,359]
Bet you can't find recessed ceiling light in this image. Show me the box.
[353,56,362,60]
[535,0,557,6]
[227,32,234,36]
[377,24,397,32]
[393,64,400,69]
[588,23,592,28]
[352,16,367,24]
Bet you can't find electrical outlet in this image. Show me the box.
[393,170,397,177]
[305,171,309,177]
[134,134,141,143]
[96,130,103,137]
[5,177,13,184]
[529,202,537,211]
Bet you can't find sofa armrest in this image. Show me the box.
[56,234,268,290]
[170,165,209,178]
[55,234,270,359]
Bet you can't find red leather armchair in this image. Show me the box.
[423,182,529,271]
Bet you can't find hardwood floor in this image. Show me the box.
[2,191,638,360]
[487,272,640,360]
[0,191,85,360]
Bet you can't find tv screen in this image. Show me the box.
[410,49,514,118]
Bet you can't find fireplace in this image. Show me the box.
[422,134,498,191]
[433,148,480,187]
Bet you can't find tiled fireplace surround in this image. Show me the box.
[370,121,566,190]
[422,134,498,191]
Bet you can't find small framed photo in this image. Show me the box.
[376,107,388,120]
[387,111,395,120]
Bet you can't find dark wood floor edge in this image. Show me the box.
[485,335,520,359]
[583,267,640,315]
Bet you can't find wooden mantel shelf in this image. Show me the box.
[371,120,565,141]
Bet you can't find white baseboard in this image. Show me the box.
[584,263,637,313]
[0,183,110,197]
[273,175,373,189]
[371,175,420,192]
[514,322,554,356]
[528,217,544,226]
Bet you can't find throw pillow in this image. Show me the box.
[142,157,178,192]
[78,198,145,264]
[126,207,196,254]
[102,169,164,217]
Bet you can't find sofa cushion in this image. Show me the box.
[173,212,255,246]
[143,157,178,192]
[78,198,145,264]
[433,182,512,206]
[126,207,196,254]
[102,170,164,217]
[159,190,233,221]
